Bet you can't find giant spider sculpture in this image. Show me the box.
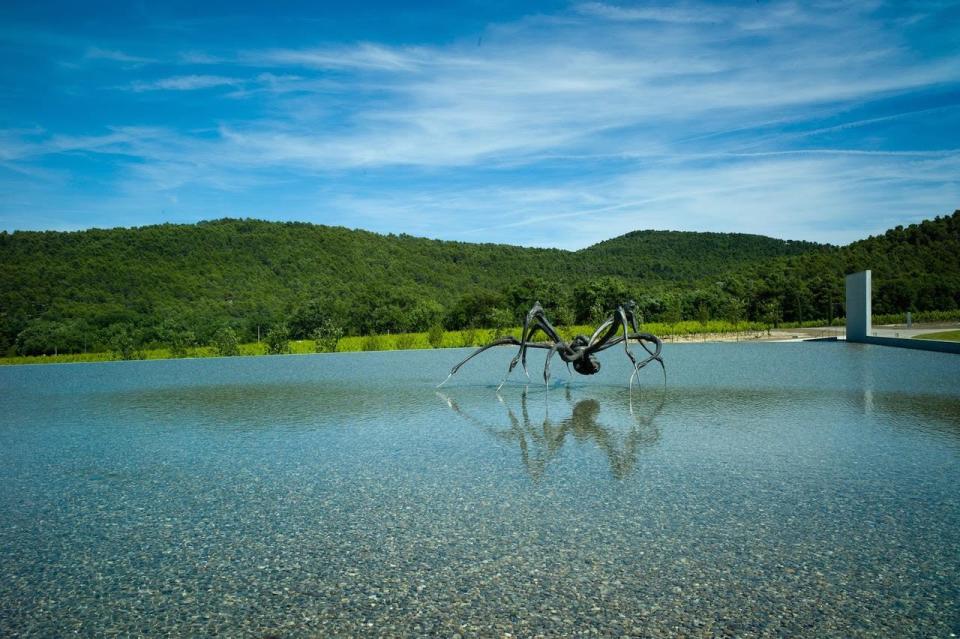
[438,301,664,389]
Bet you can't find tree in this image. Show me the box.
[158,320,196,358]
[15,320,58,356]
[721,297,747,326]
[572,276,630,323]
[290,300,334,339]
[212,327,240,357]
[312,319,343,353]
[107,323,143,360]
[487,307,515,334]
[504,277,573,325]
[445,290,508,330]
[759,299,782,329]
[662,294,683,324]
[265,323,290,355]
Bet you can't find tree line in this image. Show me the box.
[1,211,958,356]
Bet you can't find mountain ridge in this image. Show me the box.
[1,211,957,355]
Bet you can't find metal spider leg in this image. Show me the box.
[509,302,543,379]
[527,309,570,384]
[543,342,563,385]
[587,316,616,349]
[630,333,665,385]
[438,336,521,387]
[589,328,665,385]
[640,335,667,384]
[585,306,643,387]
[633,332,665,376]
[498,339,556,391]
[614,306,642,372]
[515,302,569,378]
[625,300,641,333]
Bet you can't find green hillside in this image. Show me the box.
[1,211,958,356]
[722,210,960,324]
[576,230,821,280]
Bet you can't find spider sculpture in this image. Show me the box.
[438,301,664,389]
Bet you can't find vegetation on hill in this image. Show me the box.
[720,210,960,326]
[1,210,958,358]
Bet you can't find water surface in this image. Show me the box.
[1,343,959,637]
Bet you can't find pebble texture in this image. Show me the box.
[1,344,959,637]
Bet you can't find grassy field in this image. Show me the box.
[0,320,769,366]
[913,330,960,342]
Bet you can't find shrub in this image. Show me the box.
[361,334,385,351]
[312,320,343,353]
[427,324,445,349]
[265,324,291,355]
[395,333,416,350]
[460,327,478,347]
[212,327,240,357]
[107,324,144,360]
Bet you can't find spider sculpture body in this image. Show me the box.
[438,301,664,389]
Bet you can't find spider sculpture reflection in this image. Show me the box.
[438,301,664,389]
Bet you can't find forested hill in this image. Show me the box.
[1,211,958,356]
[1,219,822,352]
[576,230,822,280]
[728,209,960,322]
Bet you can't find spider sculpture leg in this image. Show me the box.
[625,300,641,333]
[437,334,556,388]
[507,303,540,379]
[619,301,663,374]
[437,336,520,388]
[592,331,665,384]
[500,331,560,391]
[615,306,643,374]
[510,301,573,382]
[518,304,574,386]
[622,304,663,375]
[543,342,563,385]
[512,301,564,377]
[583,305,665,386]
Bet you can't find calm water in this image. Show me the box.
[1,343,959,637]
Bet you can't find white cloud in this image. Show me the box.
[575,2,726,24]
[314,151,960,249]
[177,51,225,65]
[84,46,155,65]
[4,1,959,244]
[203,2,957,171]
[128,74,241,91]
[249,43,431,71]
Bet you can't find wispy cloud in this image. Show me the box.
[248,42,432,71]
[128,75,241,92]
[575,2,726,24]
[84,46,155,65]
[2,1,959,244]
[177,51,225,65]
[327,152,960,248]
[203,2,959,171]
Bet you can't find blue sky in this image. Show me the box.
[1,1,958,249]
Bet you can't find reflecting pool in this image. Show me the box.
[1,343,959,637]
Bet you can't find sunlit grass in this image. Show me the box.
[913,330,960,342]
[0,319,773,365]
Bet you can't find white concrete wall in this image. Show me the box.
[845,270,871,342]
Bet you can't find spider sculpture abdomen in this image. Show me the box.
[573,354,601,375]
[438,300,664,389]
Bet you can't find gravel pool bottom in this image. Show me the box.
[1,343,959,637]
